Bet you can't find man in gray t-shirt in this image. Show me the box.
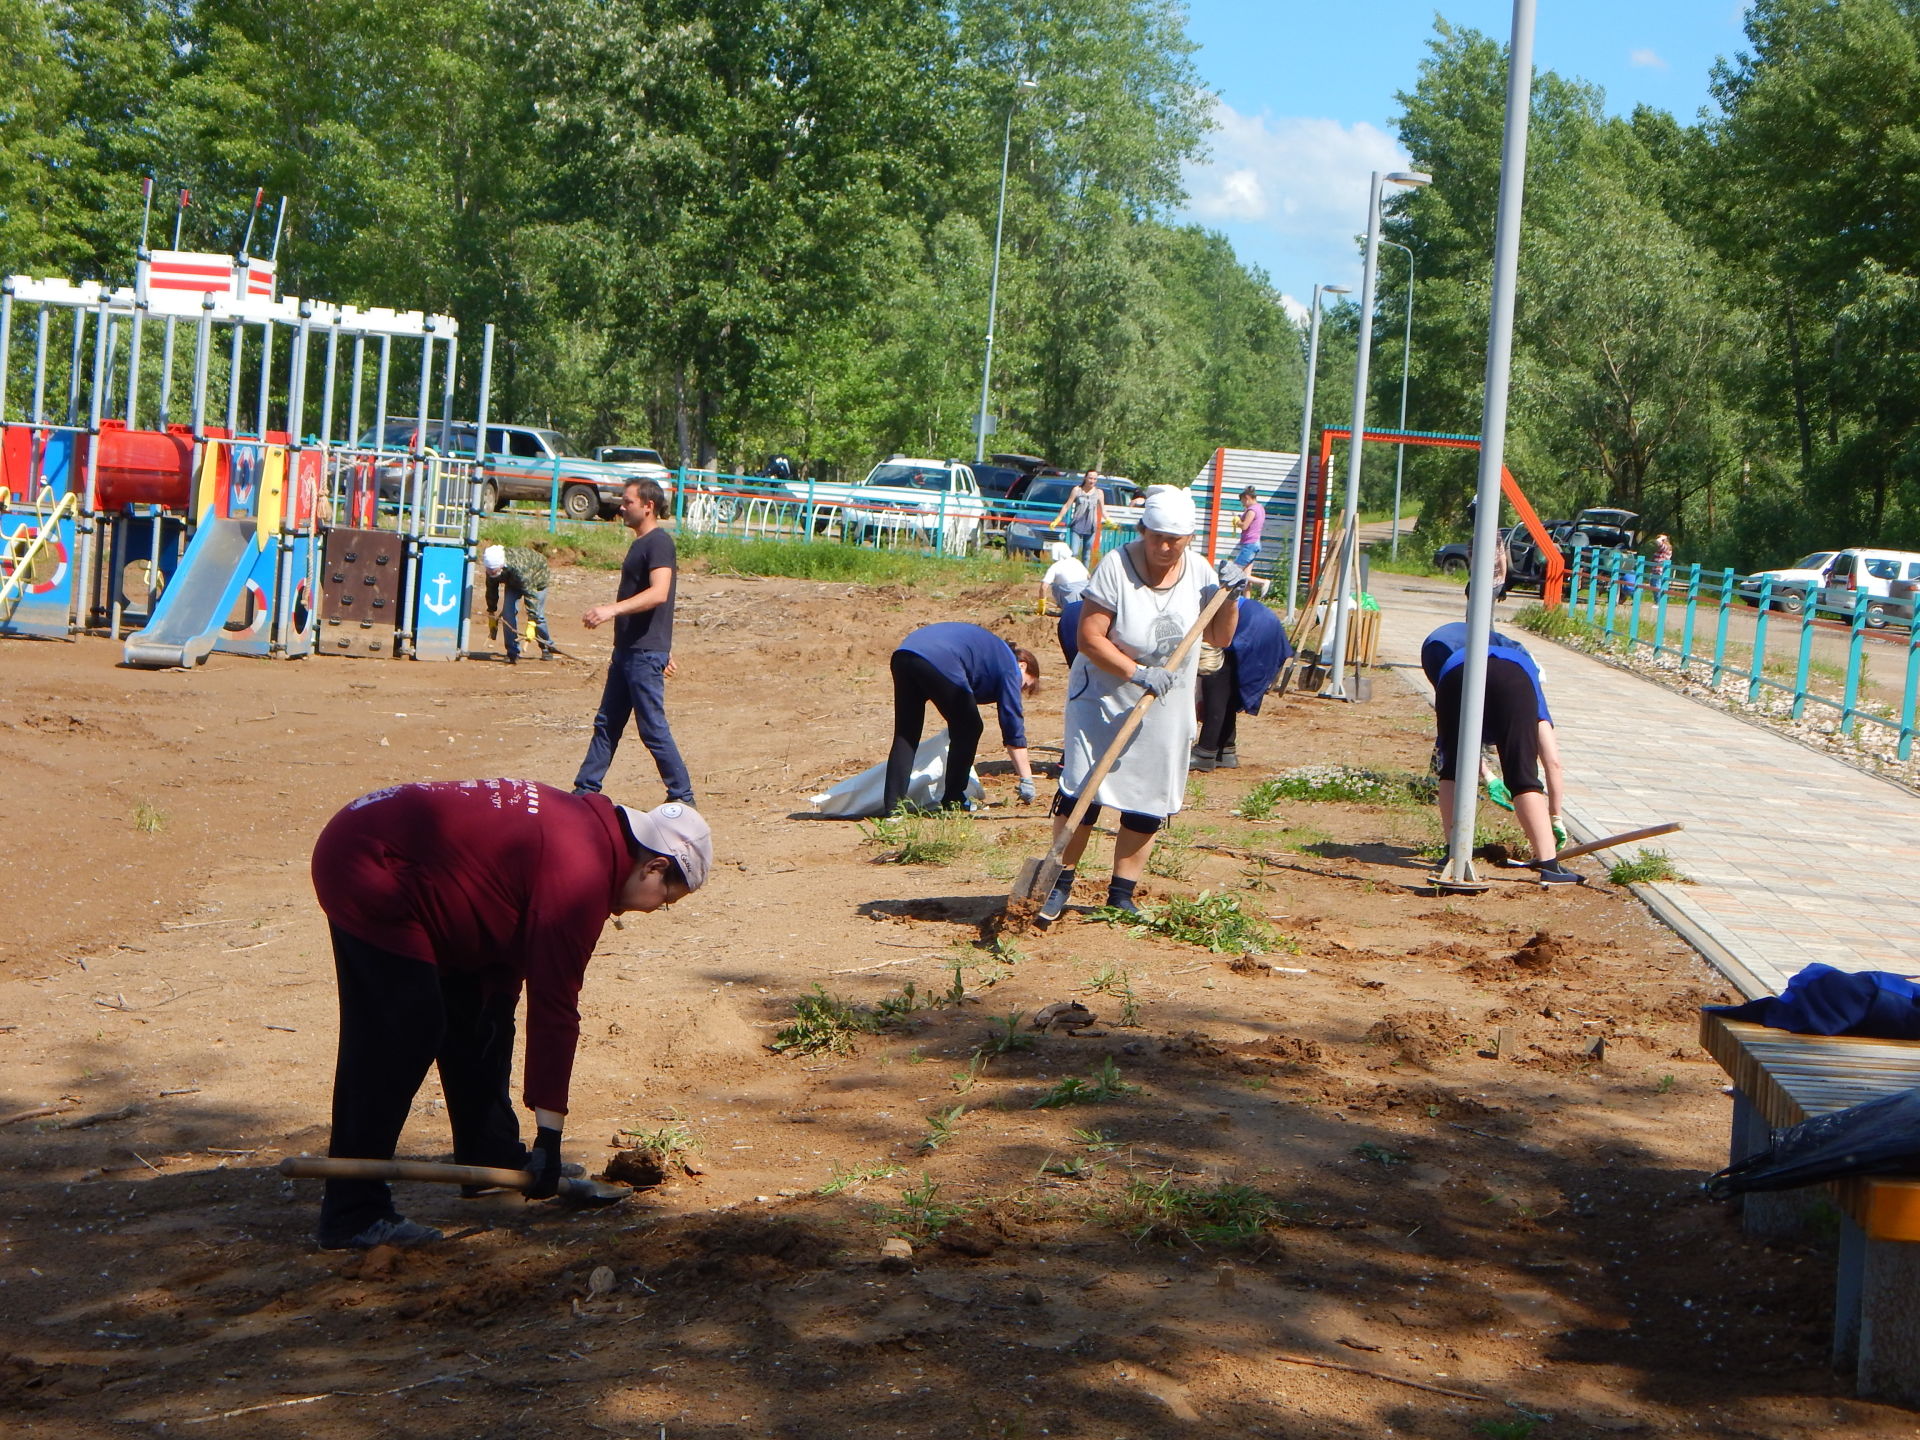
[572,479,694,806]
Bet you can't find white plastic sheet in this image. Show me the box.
[809,728,983,818]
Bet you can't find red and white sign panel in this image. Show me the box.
[142,250,276,314]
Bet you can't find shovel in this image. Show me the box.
[278,1155,633,1206]
[1007,581,1236,926]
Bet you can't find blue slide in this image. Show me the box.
[122,518,258,669]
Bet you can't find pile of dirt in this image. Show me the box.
[1160,1031,1333,1076]
[1462,928,1566,979]
[1364,1008,1473,1069]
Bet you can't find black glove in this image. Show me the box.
[1131,664,1176,698]
[525,1125,564,1200]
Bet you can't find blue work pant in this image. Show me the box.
[502,586,553,659]
[573,649,694,804]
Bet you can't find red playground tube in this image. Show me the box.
[91,420,194,510]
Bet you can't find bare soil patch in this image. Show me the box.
[0,560,1894,1436]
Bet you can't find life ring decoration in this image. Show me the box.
[223,577,269,637]
[0,520,70,594]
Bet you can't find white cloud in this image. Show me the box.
[1275,294,1311,327]
[1180,100,1410,295]
[1629,47,1669,69]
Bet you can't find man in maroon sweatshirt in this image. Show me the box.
[309,778,711,1250]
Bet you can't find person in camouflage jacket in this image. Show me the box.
[482,544,556,663]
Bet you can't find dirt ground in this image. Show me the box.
[0,559,1903,1438]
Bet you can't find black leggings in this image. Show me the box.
[317,925,525,1243]
[1196,655,1239,754]
[884,649,983,813]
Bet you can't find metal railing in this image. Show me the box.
[1568,546,1920,759]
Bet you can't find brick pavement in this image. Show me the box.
[1371,572,1920,999]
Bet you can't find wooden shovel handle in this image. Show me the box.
[279,1155,535,1191]
[1042,581,1236,865]
[1554,821,1682,865]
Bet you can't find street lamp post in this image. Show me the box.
[1443,0,1536,888]
[1379,239,1415,558]
[975,76,1040,464]
[1285,282,1350,617]
[1324,168,1432,701]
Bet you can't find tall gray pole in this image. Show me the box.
[1443,0,1537,887]
[974,103,1017,464]
[1323,173,1387,701]
[1381,239,1415,558]
[1286,283,1345,616]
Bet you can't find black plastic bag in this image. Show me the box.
[1707,1086,1920,1199]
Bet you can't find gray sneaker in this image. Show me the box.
[319,1215,444,1251]
[1037,869,1077,923]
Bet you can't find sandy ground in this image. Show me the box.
[0,558,1902,1437]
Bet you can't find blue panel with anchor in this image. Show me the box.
[412,541,467,661]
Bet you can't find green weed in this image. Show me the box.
[951,1053,990,1095]
[882,1174,970,1237]
[1083,963,1141,1026]
[981,1011,1036,1055]
[132,800,168,834]
[1072,1125,1123,1153]
[1474,1419,1540,1440]
[1032,1056,1140,1108]
[769,985,890,1055]
[1106,1177,1296,1248]
[1105,890,1289,955]
[1354,1142,1409,1168]
[1512,603,1595,644]
[1239,764,1435,810]
[1147,823,1197,880]
[918,1105,968,1153]
[1657,1073,1677,1094]
[816,1160,904,1197]
[859,807,976,865]
[1041,1155,1097,1179]
[617,1117,697,1164]
[1608,848,1689,885]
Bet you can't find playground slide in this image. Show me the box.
[122,517,257,669]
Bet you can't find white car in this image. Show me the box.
[1735,551,1836,614]
[838,458,986,553]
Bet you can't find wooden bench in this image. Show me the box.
[1701,1012,1920,1403]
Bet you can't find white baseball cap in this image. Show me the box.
[1046,541,1073,563]
[616,801,712,891]
[482,544,506,571]
[1140,485,1197,536]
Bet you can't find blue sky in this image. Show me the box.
[1176,2,1753,315]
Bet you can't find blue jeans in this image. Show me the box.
[502,587,553,659]
[1069,528,1095,562]
[573,649,694,804]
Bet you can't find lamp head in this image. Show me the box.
[1017,76,1040,93]
[1386,170,1434,188]
[1323,284,1353,296]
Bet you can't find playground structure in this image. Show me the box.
[0,241,498,666]
[1297,426,1565,608]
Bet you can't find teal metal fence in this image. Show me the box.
[1568,547,1920,760]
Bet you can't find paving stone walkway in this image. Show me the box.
[1370,573,1920,999]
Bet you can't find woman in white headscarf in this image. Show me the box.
[1040,485,1239,920]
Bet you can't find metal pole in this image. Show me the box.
[158,315,177,426]
[1381,239,1415,558]
[66,306,86,426]
[225,318,244,434]
[974,100,1017,465]
[1325,172,1387,701]
[1287,286,1325,619]
[1443,0,1536,886]
[349,334,366,443]
[190,295,212,438]
[32,305,50,427]
[255,317,274,436]
[319,317,340,447]
[127,299,145,429]
[0,281,12,425]
[374,335,391,452]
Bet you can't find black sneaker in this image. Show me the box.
[317,1214,443,1251]
[1037,870,1076,923]
[1216,747,1240,769]
[1189,747,1218,773]
[504,654,519,666]
[1533,860,1584,886]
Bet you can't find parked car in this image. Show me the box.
[972,453,1058,502]
[1814,549,1920,629]
[839,458,986,551]
[1002,473,1145,557]
[1735,551,1837,613]
[595,445,674,480]
[1434,507,1640,592]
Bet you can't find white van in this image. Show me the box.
[1814,549,1920,628]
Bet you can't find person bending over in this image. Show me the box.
[883,621,1039,815]
[308,780,711,1248]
